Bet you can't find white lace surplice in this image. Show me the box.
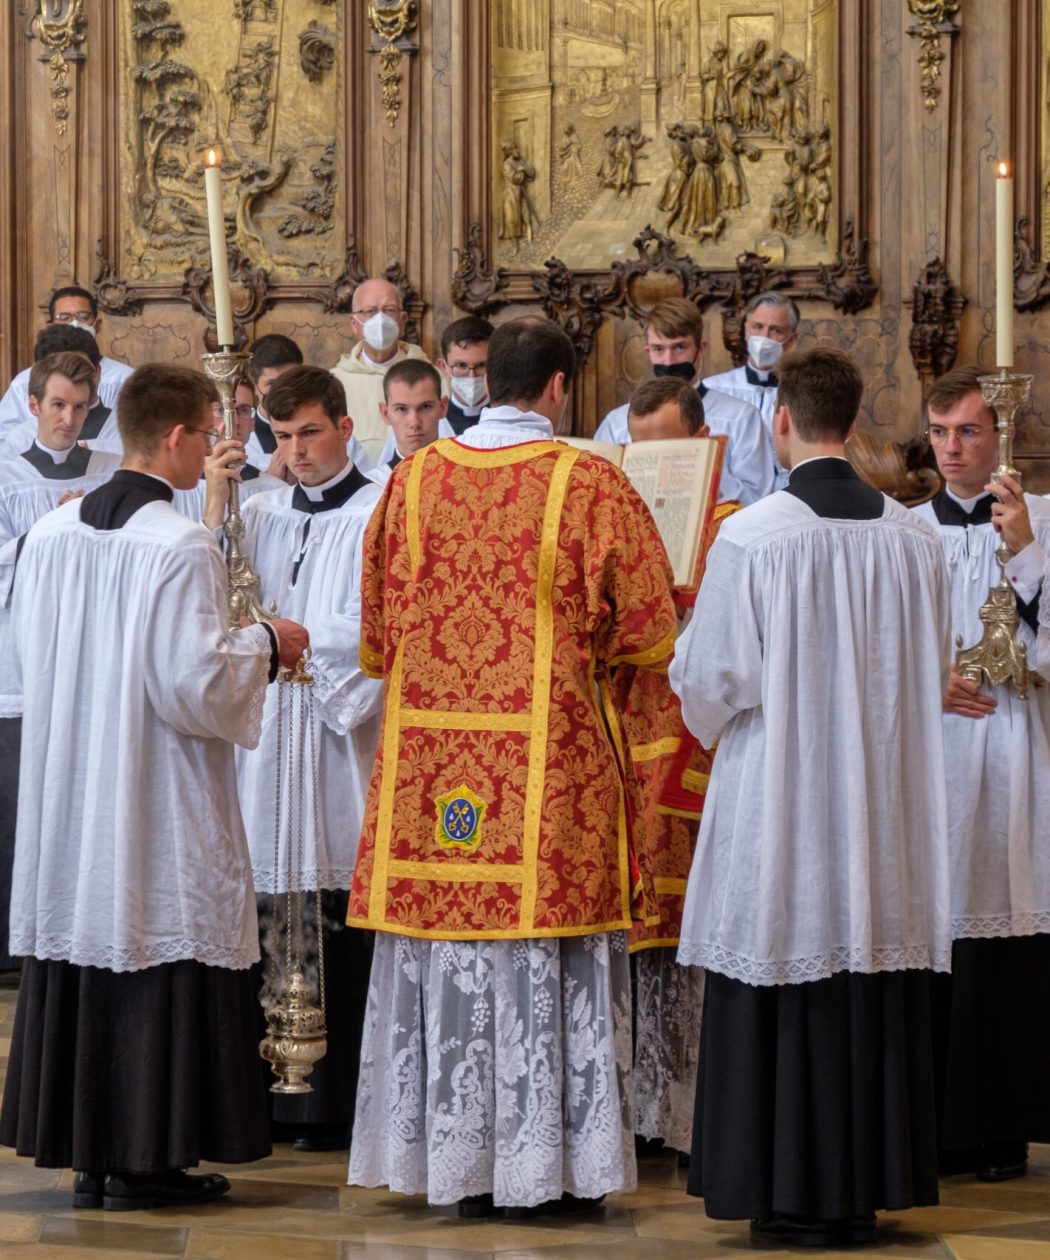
[633,948,703,1152]
[235,481,385,893]
[349,932,637,1208]
[8,499,270,972]
[672,492,953,986]
[913,496,1050,940]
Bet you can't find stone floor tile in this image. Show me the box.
[187,1229,342,1259]
[0,1209,41,1242]
[942,1237,1050,1259]
[38,1214,188,1253]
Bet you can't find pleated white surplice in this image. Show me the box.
[349,932,637,1207]
[913,495,1050,940]
[236,480,385,893]
[672,491,954,987]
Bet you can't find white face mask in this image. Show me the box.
[747,334,784,372]
[70,319,97,339]
[453,375,488,408]
[360,311,399,352]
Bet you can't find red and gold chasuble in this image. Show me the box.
[620,500,742,951]
[348,438,677,940]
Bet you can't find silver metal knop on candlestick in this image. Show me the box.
[954,370,1038,699]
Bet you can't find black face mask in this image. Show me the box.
[652,361,697,383]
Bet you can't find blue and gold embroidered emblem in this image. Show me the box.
[435,785,486,852]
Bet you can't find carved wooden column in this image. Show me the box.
[0,2,29,383]
[639,0,658,127]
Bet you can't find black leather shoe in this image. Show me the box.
[457,1193,495,1218]
[750,1214,839,1247]
[978,1141,1028,1183]
[102,1169,231,1211]
[292,1134,349,1152]
[72,1171,104,1209]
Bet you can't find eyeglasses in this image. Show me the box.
[233,405,254,419]
[447,363,487,378]
[52,311,97,325]
[352,305,401,320]
[927,425,997,447]
[184,424,219,445]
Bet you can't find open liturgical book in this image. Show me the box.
[560,436,725,592]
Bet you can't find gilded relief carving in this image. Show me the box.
[119,0,344,285]
[492,0,837,271]
[31,0,87,135]
[368,0,418,125]
[905,1,961,112]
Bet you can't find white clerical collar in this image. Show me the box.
[945,485,990,512]
[791,454,850,472]
[360,345,405,370]
[452,396,486,417]
[299,458,354,501]
[477,404,554,437]
[33,438,75,465]
[748,365,773,382]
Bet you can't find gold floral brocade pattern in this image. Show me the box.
[349,439,677,940]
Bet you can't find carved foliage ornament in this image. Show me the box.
[453,220,878,365]
[906,0,961,112]
[31,0,87,135]
[905,257,967,381]
[368,0,418,126]
[183,246,272,352]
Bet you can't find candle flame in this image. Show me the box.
[998,160,1009,178]
[206,147,219,167]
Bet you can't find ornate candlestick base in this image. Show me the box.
[954,371,1037,699]
[201,350,270,629]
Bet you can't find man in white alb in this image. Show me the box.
[671,347,952,1247]
[593,297,773,504]
[0,363,307,1211]
[913,364,1050,1182]
[705,290,800,489]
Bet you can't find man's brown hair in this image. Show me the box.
[646,297,704,345]
[926,364,988,415]
[116,363,218,456]
[28,351,98,405]
[627,378,705,434]
[775,347,864,443]
[266,365,347,426]
[383,359,442,402]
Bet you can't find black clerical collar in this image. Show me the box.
[387,450,403,470]
[254,411,276,455]
[445,397,479,436]
[79,401,112,441]
[930,488,994,527]
[696,381,708,399]
[745,365,777,388]
[291,462,369,514]
[80,469,173,530]
[785,457,885,520]
[21,441,92,480]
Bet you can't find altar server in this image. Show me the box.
[0,352,120,970]
[347,318,677,1217]
[204,365,385,1150]
[0,363,308,1211]
[914,365,1050,1182]
[671,347,952,1247]
[705,290,800,489]
[593,297,773,504]
[174,377,282,521]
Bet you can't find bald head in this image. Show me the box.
[351,278,405,363]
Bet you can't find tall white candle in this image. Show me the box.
[996,161,1014,369]
[203,148,235,348]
